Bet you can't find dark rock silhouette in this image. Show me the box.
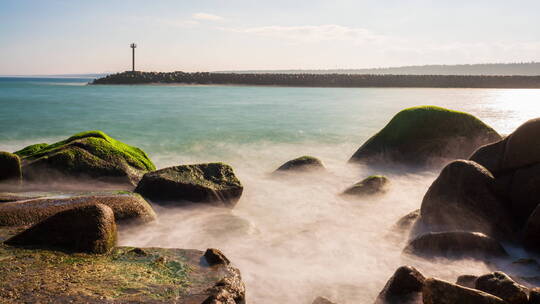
[5,204,117,254]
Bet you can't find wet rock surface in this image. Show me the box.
[274,155,325,173]
[404,231,508,259]
[475,271,528,304]
[135,163,243,207]
[5,204,117,254]
[0,192,156,226]
[375,266,425,304]
[342,175,389,197]
[422,278,506,304]
[349,106,501,168]
[14,130,155,187]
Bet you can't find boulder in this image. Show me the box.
[502,118,540,171]
[522,204,540,252]
[313,297,337,304]
[422,278,506,304]
[404,231,508,259]
[475,272,528,304]
[5,204,116,254]
[456,275,478,288]
[0,193,156,226]
[530,288,540,304]
[0,152,22,186]
[274,156,325,172]
[135,163,243,207]
[510,163,540,224]
[419,160,513,239]
[349,106,501,167]
[342,175,389,197]
[469,138,507,175]
[375,266,425,304]
[14,130,155,187]
[204,248,231,266]
[393,209,420,231]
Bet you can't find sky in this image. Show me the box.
[1,0,539,75]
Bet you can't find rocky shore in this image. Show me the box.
[2,105,540,303]
[91,71,540,88]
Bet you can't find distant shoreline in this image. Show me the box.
[92,71,540,89]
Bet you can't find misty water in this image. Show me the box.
[2,77,540,303]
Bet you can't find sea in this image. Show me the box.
[2,76,540,303]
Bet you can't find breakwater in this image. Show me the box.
[92,71,540,88]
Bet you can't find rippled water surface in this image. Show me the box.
[2,77,540,303]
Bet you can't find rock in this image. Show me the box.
[469,139,507,175]
[475,272,528,304]
[201,267,245,304]
[404,231,508,259]
[393,209,420,231]
[135,163,243,207]
[530,288,540,304]
[0,152,22,186]
[510,163,540,224]
[5,204,116,254]
[14,130,155,187]
[313,296,337,304]
[342,175,389,197]
[502,118,540,171]
[456,275,478,288]
[375,266,425,304]
[0,244,245,303]
[522,204,540,252]
[423,278,506,304]
[0,193,156,226]
[349,106,501,167]
[274,156,325,172]
[419,160,513,239]
[204,248,231,266]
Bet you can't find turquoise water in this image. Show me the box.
[3,77,540,303]
[3,77,540,164]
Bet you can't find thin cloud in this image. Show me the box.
[192,13,224,21]
[220,24,386,43]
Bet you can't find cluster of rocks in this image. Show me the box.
[0,130,246,303]
[374,266,539,304]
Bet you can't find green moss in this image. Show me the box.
[0,243,195,302]
[350,106,502,165]
[14,143,48,158]
[275,155,325,172]
[160,163,242,191]
[15,131,155,172]
[373,106,499,145]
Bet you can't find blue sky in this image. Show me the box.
[1,0,539,74]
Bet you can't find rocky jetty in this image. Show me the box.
[349,106,501,168]
[15,130,155,187]
[92,71,540,88]
[135,163,243,207]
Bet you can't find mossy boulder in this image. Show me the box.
[0,152,22,186]
[341,175,389,197]
[0,193,156,226]
[5,204,117,254]
[135,163,243,207]
[14,130,155,187]
[274,155,325,173]
[349,106,501,167]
